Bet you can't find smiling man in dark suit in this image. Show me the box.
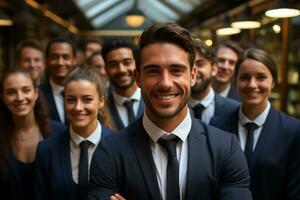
[39,37,77,124]
[189,40,239,124]
[102,38,144,130]
[88,23,252,200]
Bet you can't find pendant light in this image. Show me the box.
[231,5,261,29]
[125,0,145,27]
[216,17,240,36]
[265,0,300,18]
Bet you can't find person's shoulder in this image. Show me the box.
[210,109,237,127]
[38,128,67,152]
[271,108,300,131]
[101,120,142,145]
[38,80,50,90]
[101,124,117,138]
[193,119,238,150]
[217,94,240,105]
[49,120,66,135]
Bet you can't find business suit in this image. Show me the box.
[34,124,113,200]
[88,117,252,200]
[227,84,241,102]
[210,107,300,200]
[39,80,62,123]
[107,92,144,130]
[0,120,65,200]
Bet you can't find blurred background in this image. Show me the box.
[0,0,299,118]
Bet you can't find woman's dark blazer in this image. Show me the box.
[0,120,66,200]
[34,124,113,200]
[210,107,300,200]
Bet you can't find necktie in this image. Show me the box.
[123,99,135,124]
[244,122,259,164]
[158,137,180,200]
[193,103,205,120]
[78,141,90,199]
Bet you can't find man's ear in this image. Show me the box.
[134,69,141,88]
[211,63,218,77]
[190,66,197,87]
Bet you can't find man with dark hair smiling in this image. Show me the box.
[189,40,239,124]
[88,23,251,200]
[102,38,144,130]
[40,37,77,124]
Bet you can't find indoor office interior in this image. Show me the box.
[0,0,300,118]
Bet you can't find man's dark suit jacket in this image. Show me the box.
[39,80,63,124]
[0,120,65,200]
[34,124,114,200]
[190,93,239,124]
[227,84,241,102]
[88,117,252,200]
[107,91,144,130]
[210,107,300,200]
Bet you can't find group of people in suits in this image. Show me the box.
[0,21,299,200]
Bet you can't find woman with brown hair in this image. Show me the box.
[35,67,114,200]
[211,48,300,200]
[0,67,65,200]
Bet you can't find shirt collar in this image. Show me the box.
[219,83,231,97]
[69,121,102,146]
[239,101,271,127]
[49,78,64,95]
[143,109,191,143]
[112,87,141,106]
[189,87,215,108]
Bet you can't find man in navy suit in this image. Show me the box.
[88,23,251,200]
[212,41,242,101]
[189,39,239,124]
[102,38,144,130]
[39,37,77,124]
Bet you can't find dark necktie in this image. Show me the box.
[244,122,259,164]
[78,141,90,199]
[158,137,180,200]
[193,103,205,120]
[123,99,135,124]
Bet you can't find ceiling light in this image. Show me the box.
[216,27,241,36]
[265,8,300,18]
[125,8,145,27]
[231,5,261,29]
[265,0,300,18]
[216,17,240,36]
[231,21,261,29]
[0,9,13,26]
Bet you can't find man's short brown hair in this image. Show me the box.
[137,22,196,71]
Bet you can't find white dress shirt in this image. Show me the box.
[69,121,102,183]
[49,78,65,123]
[238,102,271,151]
[189,87,215,124]
[112,88,141,126]
[143,110,191,200]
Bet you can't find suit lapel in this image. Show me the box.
[223,109,239,137]
[130,119,161,200]
[185,119,206,199]
[214,94,224,116]
[43,81,61,122]
[59,131,76,200]
[137,99,144,118]
[108,93,125,130]
[249,108,276,171]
